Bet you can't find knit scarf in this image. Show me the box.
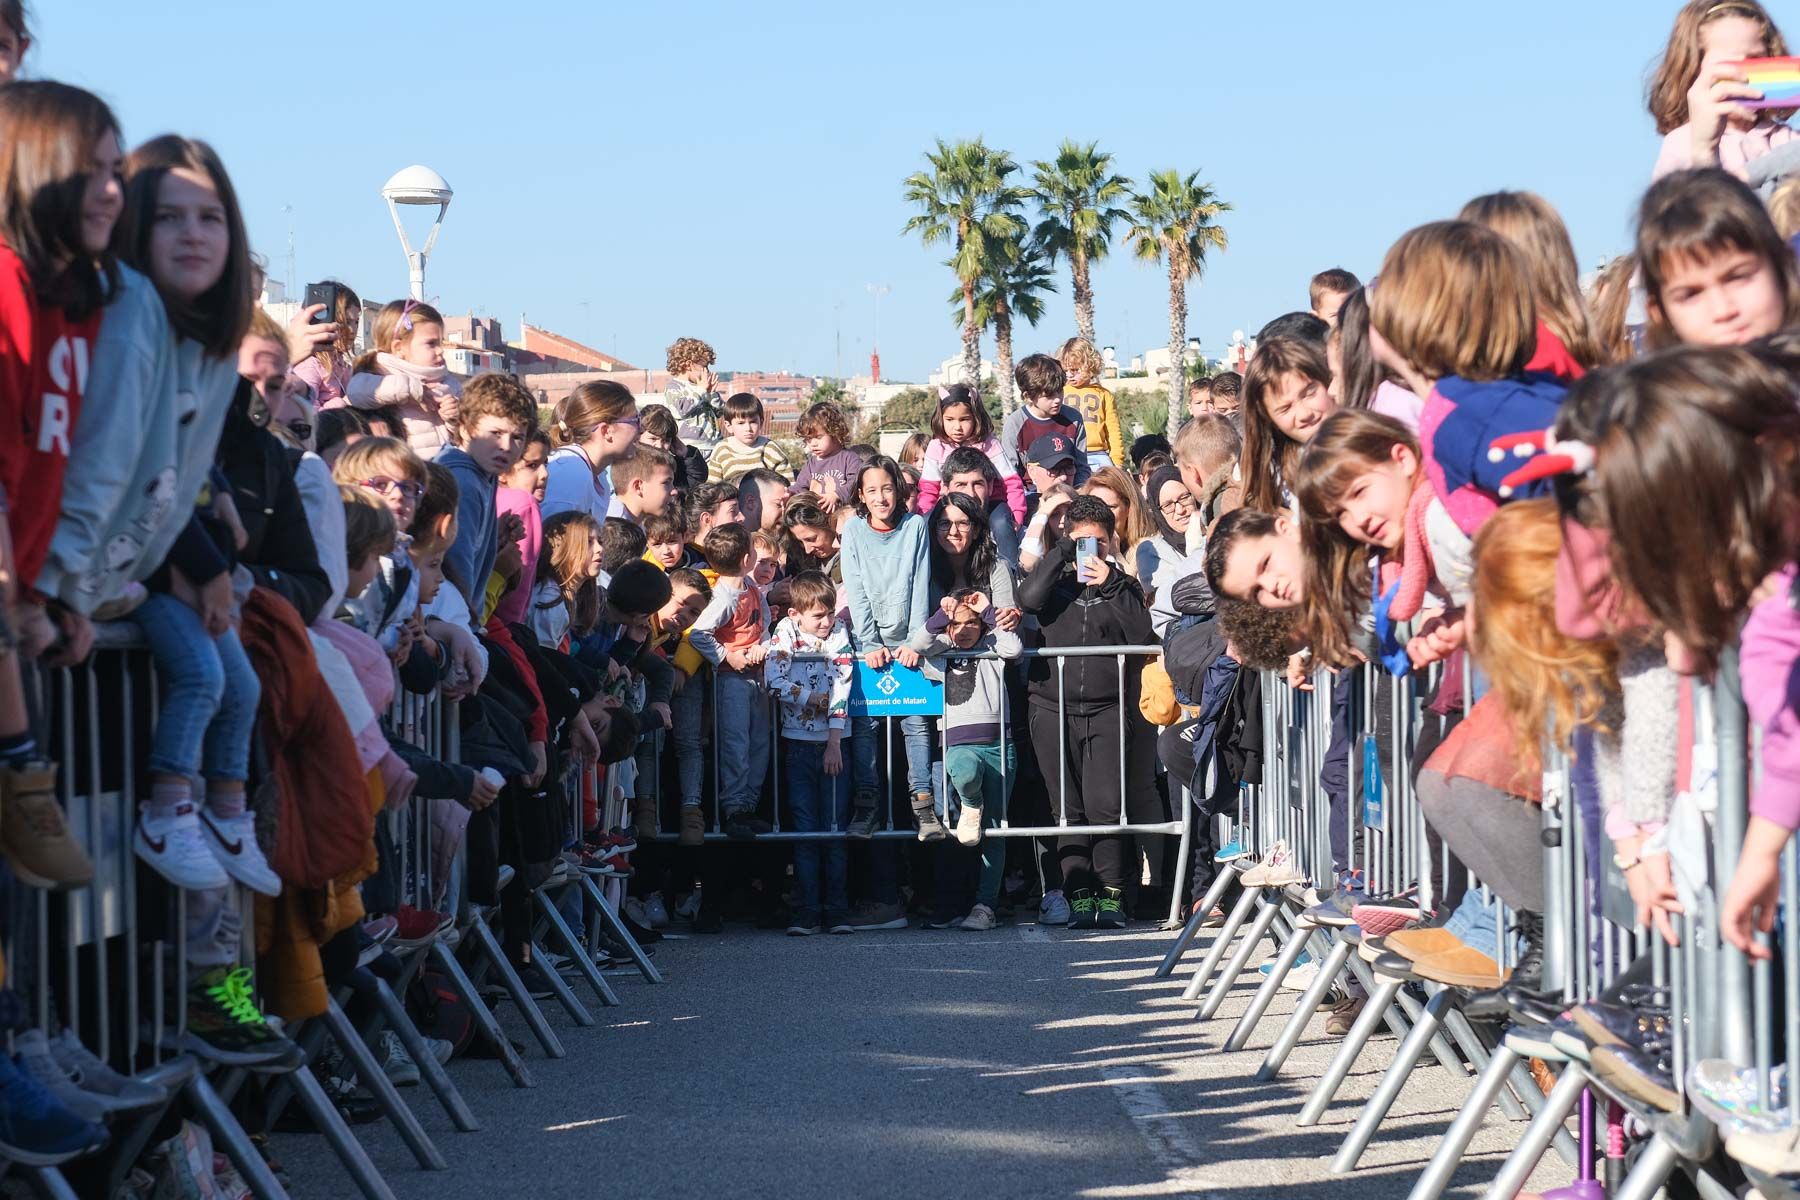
[373,352,448,385]
[1377,480,1438,623]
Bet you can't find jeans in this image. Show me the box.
[184,885,241,968]
[945,740,1013,907]
[131,592,259,783]
[715,669,769,814]
[672,673,705,808]
[851,714,933,802]
[784,739,849,914]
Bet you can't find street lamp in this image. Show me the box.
[381,165,453,301]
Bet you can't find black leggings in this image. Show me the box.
[1029,703,1127,892]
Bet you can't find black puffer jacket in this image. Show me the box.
[216,380,331,623]
[1016,535,1153,715]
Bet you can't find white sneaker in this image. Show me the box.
[1279,960,1322,992]
[675,892,701,921]
[961,903,997,932]
[644,893,671,929]
[1241,840,1305,888]
[1039,890,1071,926]
[623,897,651,928]
[379,1031,420,1087]
[954,805,983,847]
[135,806,229,891]
[197,807,281,896]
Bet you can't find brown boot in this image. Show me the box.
[678,805,706,847]
[0,761,95,889]
[633,792,659,841]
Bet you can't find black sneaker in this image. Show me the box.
[724,812,773,840]
[482,961,556,1001]
[181,967,305,1070]
[1068,890,1099,930]
[847,791,880,839]
[786,911,822,937]
[692,906,724,935]
[1095,887,1127,930]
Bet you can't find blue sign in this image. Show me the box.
[849,661,943,717]
[1361,733,1386,830]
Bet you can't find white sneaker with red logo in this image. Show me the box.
[135,805,230,891]
[198,808,282,896]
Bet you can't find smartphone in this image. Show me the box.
[302,281,339,324]
[1727,57,1800,108]
[1076,535,1100,583]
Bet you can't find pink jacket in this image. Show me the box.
[914,435,1027,523]
[346,354,461,454]
[1741,562,1800,831]
[295,354,352,410]
[1653,119,1800,181]
[493,486,543,627]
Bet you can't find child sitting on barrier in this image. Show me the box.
[911,588,1021,932]
[764,570,855,935]
[1018,494,1152,930]
[687,522,772,839]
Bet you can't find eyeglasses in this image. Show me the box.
[1159,494,1197,518]
[607,414,642,430]
[362,476,424,503]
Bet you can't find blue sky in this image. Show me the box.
[44,1,1677,381]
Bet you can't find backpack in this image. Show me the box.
[407,966,476,1056]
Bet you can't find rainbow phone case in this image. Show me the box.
[1729,57,1800,109]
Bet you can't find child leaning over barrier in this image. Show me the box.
[909,588,1021,932]
[764,570,855,936]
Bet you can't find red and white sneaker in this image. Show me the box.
[389,904,454,948]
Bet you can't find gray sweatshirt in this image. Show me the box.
[912,607,1022,746]
[36,266,240,612]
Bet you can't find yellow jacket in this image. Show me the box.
[1067,383,1124,466]
[1139,656,1199,727]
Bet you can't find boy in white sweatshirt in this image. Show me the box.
[763,570,856,935]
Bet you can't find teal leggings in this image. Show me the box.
[945,740,1014,907]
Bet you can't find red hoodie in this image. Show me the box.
[0,244,99,585]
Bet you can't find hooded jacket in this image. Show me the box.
[1420,372,1569,537]
[1017,534,1153,715]
[36,266,239,611]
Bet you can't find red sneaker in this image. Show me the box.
[390,904,454,947]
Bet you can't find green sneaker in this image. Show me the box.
[1068,889,1099,930]
[1096,887,1126,930]
[181,967,304,1070]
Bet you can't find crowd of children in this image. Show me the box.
[10,0,1800,1184]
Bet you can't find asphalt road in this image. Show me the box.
[276,920,1563,1200]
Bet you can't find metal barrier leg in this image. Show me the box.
[183,1070,291,1200]
[1406,1045,1523,1200]
[463,917,566,1059]
[536,889,620,1008]
[283,1059,400,1200]
[1440,1010,1526,1120]
[1297,975,1404,1126]
[1371,961,1459,1072]
[1257,938,1352,1079]
[429,939,533,1086]
[320,996,446,1171]
[1331,987,1455,1174]
[1608,1134,1680,1200]
[1198,896,1285,1020]
[528,936,595,1026]
[22,1168,80,1200]
[580,875,663,985]
[1223,921,1319,1050]
[1154,905,1209,979]
[370,977,479,1132]
[1180,880,1260,1001]
[1479,1064,1587,1200]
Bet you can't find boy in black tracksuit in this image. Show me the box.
[1017,495,1153,929]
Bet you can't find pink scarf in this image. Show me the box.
[1378,482,1438,623]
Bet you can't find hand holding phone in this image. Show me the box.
[1725,57,1800,109]
[1075,535,1100,584]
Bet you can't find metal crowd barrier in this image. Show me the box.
[8,622,665,1200]
[658,644,1194,926]
[1157,642,1800,1199]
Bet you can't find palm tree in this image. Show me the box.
[1127,169,1231,430]
[1030,140,1131,348]
[951,236,1057,412]
[902,138,1028,387]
